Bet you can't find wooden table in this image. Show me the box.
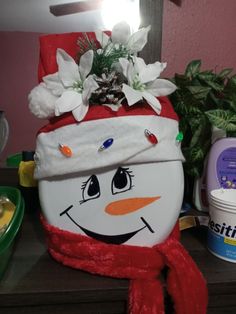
[1,167,236,313]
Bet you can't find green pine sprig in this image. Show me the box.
[91,44,129,76]
[77,33,130,76]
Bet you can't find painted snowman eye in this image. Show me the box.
[80,175,100,203]
[111,167,134,195]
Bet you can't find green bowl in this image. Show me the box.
[0,186,25,279]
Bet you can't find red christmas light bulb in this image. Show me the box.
[144,129,158,145]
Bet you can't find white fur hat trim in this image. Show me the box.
[34,115,184,179]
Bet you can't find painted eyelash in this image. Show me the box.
[124,169,134,185]
[81,180,88,190]
[80,181,88,204]
[80,178,91,204]
[122,167,134,177]
[79,199,87,205]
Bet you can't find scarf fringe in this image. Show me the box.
[129,279,165,314]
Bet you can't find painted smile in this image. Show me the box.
[60,205,154,245]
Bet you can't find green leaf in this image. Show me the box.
[205,80,224,92]
[182,155,203,178]
[185,60,201,78]
[169,88,203,115]
[230,75,236,86]
[184,163,202,178]
[190,127,204,149]
[189,147,205,162]
[189,116,210,148]
[173,74,190,87]
[223,99,236,112]
[206,109,236,132]
[207,92,222,108]
[197,71,215,82]
[188,115,202,132]
[179,118,189,134]
[218,68,233,78]
[225,75,236,94]
[187,86,211,100]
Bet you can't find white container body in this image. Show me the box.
[208,192,236,262]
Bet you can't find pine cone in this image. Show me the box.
[90,70,125,105]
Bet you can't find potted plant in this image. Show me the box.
[168,60,236,207]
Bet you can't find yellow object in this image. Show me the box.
[179,216,198,231]
[18,161,38,187]
[179,215,209,231]
[224,238,236,246]
[0,196,16,232]
[0,208,14,229]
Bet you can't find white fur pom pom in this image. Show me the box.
[28,83,58,119]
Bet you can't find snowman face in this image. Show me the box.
[39,161,184,247]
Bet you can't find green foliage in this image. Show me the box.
[206,110,236,132]
[77,34,130,76]
[169,60,236,178]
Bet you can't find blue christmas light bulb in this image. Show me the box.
[98,138,114,151]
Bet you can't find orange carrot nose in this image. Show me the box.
[105,196,161,216]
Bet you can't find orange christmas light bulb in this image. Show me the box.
[59,144,73,157]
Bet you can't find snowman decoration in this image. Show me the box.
[29,22,207,314]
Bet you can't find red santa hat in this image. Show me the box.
[28,29,184,180]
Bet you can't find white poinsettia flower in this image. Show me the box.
[119,57,177,114]
[43,48,99,122]
[95,21,151,54]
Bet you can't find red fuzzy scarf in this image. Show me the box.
[42,218,208,314]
